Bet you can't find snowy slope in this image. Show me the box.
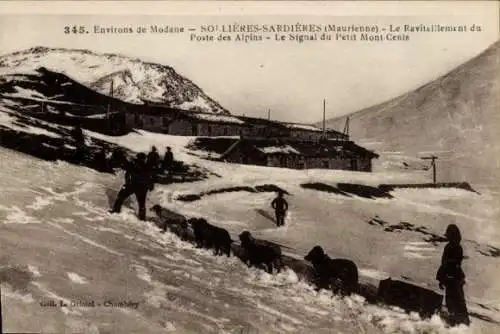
[0,46,229,114]
[323,41,500,192]
[1,112,500,333]
[0,147,482,334]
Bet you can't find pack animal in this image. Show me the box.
[377,278,443,318]
[238,231,283,274]
[189,218,232,257]
[304,245,359,295]
[150,204,189,240]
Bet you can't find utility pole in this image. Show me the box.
[343,116,350,140]
[322,99,326,139]
[421,155,438,184]
[106,80,114,121]
[107,80,114,132]
[268,109,270,120]
[1,283,3,334]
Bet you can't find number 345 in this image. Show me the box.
[64,26,88,34]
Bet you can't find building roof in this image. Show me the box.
[282,122,347,137]
[256,144,301,155]
[236,116,289,128]
[182,112,246,125]
[283,123,323,132]
[123,108,346,137]
[291,140,378,158]
[222,138,379,159]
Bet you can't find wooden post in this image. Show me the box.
[322,99,326,139]
[1,283,3,334]
[107,80,114,133]
[421,155,438,184]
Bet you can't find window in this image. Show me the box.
[223,127,228,136]
[192,125,198,136]
[149,117,155,125]
[162,117,169,127]
[208,126,212,136]
[134,114,140,125]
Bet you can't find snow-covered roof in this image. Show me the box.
[186,113,245,125]
[85,113,107,119]
[257,145,301,155]
[284,123,323,132]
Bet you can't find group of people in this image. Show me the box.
[110,146,175,221]
[107,147,469,328]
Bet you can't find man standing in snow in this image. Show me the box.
[95,147,110,173]
[271,190,288,227]
[436,224,470,326]
[147,146,161,171]
[110,152,154,221]
[72,124,86,163]
[162,146,174,178]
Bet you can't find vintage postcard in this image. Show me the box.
[0,1,498,333]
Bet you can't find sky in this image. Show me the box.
[0,1,498,123]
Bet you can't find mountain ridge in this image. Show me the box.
[322,40,500,188]
[0,46,230,114]
[325,41,500,124]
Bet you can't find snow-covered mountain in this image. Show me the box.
[2,44,500,333]
[0,46,229,114]
[1,92,500,332]
[323,41,500,191]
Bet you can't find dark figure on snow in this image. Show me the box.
[110,148,127,170]
[147,146,161,171]
[162,146,174,173]
[110,152,155,221]
[436,224,470,327]
[271,190,288,227]
[95,148,110,173]
[72,124,86,163]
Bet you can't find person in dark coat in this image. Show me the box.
[72,124,86,163]
[110,152,154,221]
[162,146,174,173]
[95,148,110,173]
[110,148,127,170]
[436,224,470,326]
[72,124,85,146]
[147,146,161,171]
[271,190,288,227]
